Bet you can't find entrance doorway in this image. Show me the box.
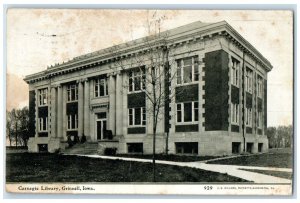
[96,120,107,140]
[96,112,107,140]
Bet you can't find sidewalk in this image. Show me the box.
[65,154,292,184]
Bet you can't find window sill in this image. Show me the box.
[176,81,199,87]
[231,84,239,88]
[38,105,48,107]
[176,122,198,125]
[93,95,109,99]
[67,129,78,131]
[128,126,146,128]
[38,131,48,133]
[231,122,239,125]
[66,100,78,103]
[128,90,145,94]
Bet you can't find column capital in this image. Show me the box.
[108,71,121,77]
[50,84,60,89]
[107,72,114,77]
[76,78,88,83]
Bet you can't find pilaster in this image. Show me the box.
[115,72,123,136]
[57,85,63,138]
[50,86,57,137]
[108,73,116,135]
[84,79,90,137]
[77,80,84,138]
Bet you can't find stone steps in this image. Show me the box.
[63,142,99,155]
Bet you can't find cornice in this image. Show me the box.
[24,21,273,84]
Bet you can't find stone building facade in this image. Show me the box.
[24,21,272,156]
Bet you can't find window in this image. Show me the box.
[176,56,199,85]
[245,68,253,93]
[175,142,198,154]
[232,142,241,154]
[176,101,199,123]
[67,114,78,130]
[245,107,252,127]
[246,142,254,153]
[38,117,48,132]
[38,144,48,153]
[258,111,263,128]
[258,143,263,152]
[38,88,48,106]
[127,143,143,153]
[231,58,240,87]
[128,107,146,126]
[95,78,108,97]
[231,103,239,125]
[129,68,146,92]
[257,76,263,98]
[67,84,78,102]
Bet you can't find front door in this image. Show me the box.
[96,119,107,140]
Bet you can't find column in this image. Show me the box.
[62,85,67,140]
[35,89,38,137]
[122,73,128,136]
[89,81,94,141]
[109,74,116,135]
[57,85,63,138]
[115,72,123,136]
[78,80,84,138]
[50,86,57,137]
[84,79,90,137]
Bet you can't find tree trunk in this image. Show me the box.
[152,103,156,182]
[165,132,169,155]
[15,122,18,149]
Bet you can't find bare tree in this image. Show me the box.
[6,107,30,147]
[108,11,195,181]
[6,110,14,146]
[266,125,293,149]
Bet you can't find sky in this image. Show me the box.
[6,9,293,127]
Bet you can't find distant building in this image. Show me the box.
[24,21,272,155]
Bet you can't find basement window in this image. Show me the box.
[258,143,263,152]
[38,144,48,153]
[246,142,254,153]
[175,142,198,155]
[127,143,143,153]
[232,142,241,154]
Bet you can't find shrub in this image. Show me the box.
[80,134,87,143]
[104,148,117,156]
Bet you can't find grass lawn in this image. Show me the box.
[110,154,220,162]
[207,148,293,168]
[240,169,293,180]
[6,153,247,183]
